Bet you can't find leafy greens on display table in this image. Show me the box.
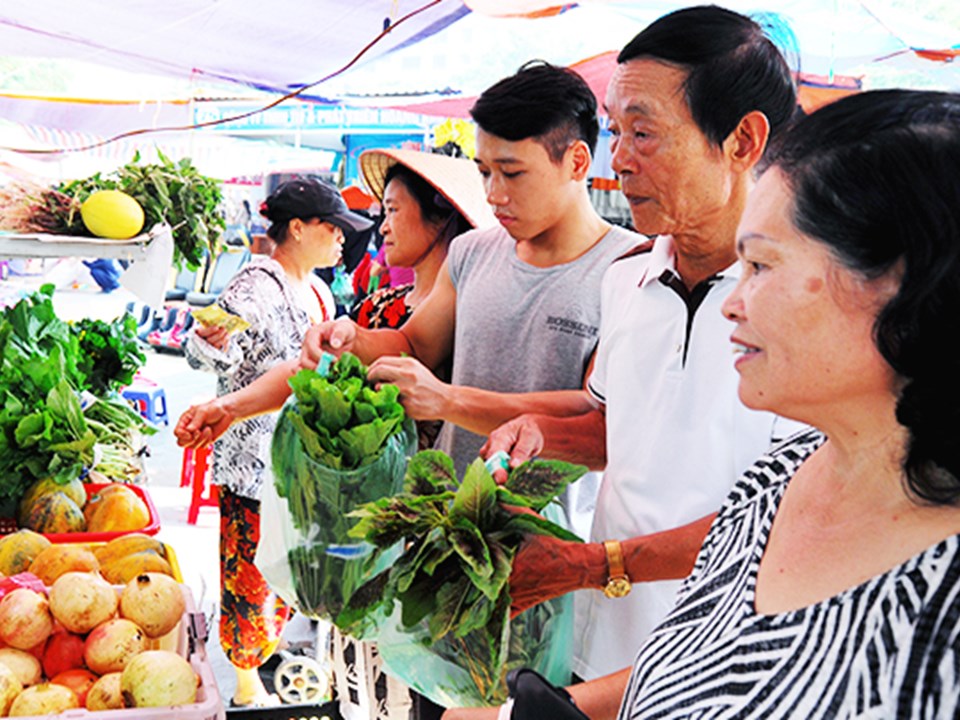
[0,150,224,269]
[0,285,154,508]
[55,150,225,269]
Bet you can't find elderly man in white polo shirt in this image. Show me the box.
[474,4,802,702]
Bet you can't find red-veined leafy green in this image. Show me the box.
[341,451,586,701]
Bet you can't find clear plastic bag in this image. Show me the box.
[259,397,415,637]
[374,503,575,707]
[375,592,573,707]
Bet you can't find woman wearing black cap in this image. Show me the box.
[184,178,372,708]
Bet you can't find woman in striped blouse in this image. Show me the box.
[617,90,960,719]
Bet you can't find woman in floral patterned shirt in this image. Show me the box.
[185,178,372,707]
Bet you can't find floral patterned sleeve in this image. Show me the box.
[352,284,414,329]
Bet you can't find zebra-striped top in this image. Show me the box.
[618,429,960,719]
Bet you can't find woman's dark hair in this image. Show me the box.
[767,89,960,504]
[618,5,796,151]
[264,219,290,243]
[470,60,599,161]
[383,163,471,258]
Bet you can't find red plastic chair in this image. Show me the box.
[180,446,219,524]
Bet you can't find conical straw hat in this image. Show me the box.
[359,148,496,229]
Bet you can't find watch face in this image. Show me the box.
[604,577,631,598]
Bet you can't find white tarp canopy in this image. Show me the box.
[1,0,957,100]
[0,0,957,181]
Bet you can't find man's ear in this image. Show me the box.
[725,110,771,173]
[567,139,593,181]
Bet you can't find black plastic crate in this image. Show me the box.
[226,700,342,720]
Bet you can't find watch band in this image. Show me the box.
[603,540,631,598]
[604,540,626,578]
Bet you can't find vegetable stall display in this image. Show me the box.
[0,285,154,525]
[0,150,224,269]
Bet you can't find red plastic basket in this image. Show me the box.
[1,482,161,543]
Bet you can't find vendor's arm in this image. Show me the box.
[508,513,716,615]
[301,258,456,370]
[481,409,607,476]
[174,358,299,448]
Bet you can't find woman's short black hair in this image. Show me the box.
[469,60,599,162]
[618,5,796,150]
[768,89,960,504]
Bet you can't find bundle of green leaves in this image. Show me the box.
[341,450,586,700]
[285,353,406,472]
[0,285,153,508]
[73,315,146,396]
[55,149,225,269]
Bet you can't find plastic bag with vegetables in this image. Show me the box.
[340,450,585,706]
[260,354,416,637]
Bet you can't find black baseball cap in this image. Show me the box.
[260,178,374,233]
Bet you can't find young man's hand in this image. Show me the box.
[368,356,448,420]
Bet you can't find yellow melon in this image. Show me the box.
[28,545,99,585]
[0,530,52,576]
[80,190,145,240]
[83,485,150,533]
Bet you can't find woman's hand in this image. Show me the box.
[441,707,501,720]
[194,323,229,351]
[174,399,235,448]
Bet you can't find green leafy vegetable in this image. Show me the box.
[285,354,406,474]
[53,149,225,268]
[344,450,586,702]
[269,354,414,632]
[0,285,153,507]
[72,315,146,396]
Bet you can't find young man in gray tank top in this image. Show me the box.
[302,62,639,473]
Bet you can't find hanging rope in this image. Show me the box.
[2,0,449,156]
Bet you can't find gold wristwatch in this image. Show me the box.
[603,540,631,598]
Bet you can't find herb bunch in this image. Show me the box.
[53,149,224,268]
[341,450,585,701]
[73,315,146,396]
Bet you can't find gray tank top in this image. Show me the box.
[435,223,640,474]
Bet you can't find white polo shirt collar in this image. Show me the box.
[636,235,741,289]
